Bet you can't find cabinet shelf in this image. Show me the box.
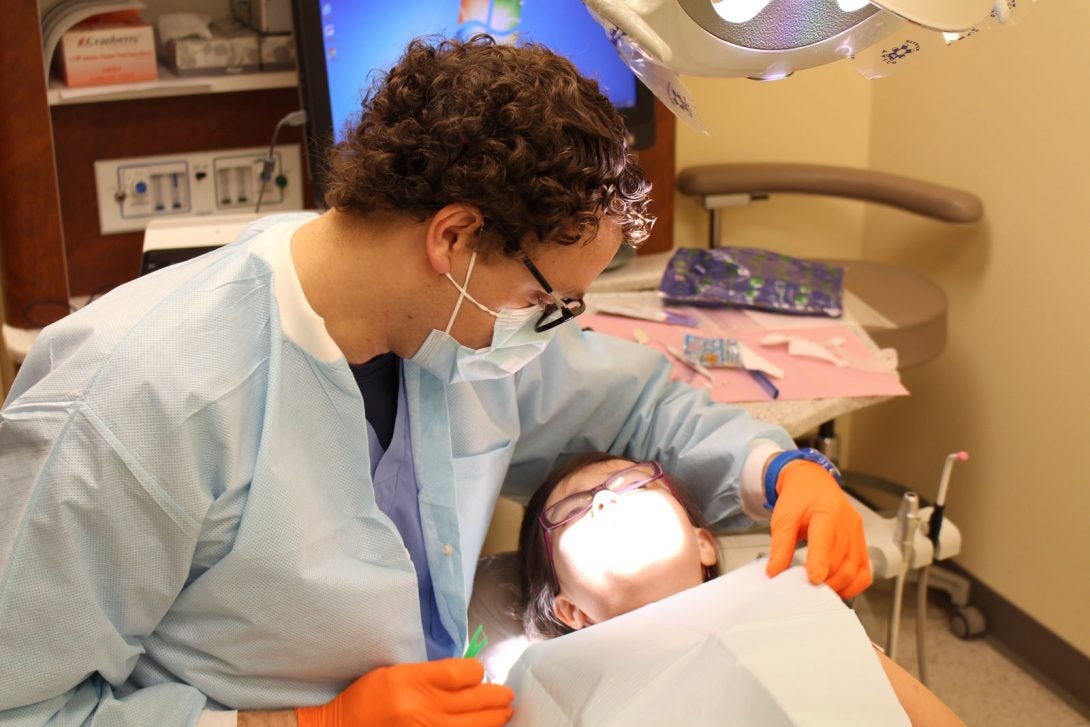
[47,65,297,106]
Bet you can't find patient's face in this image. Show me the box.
[547,459,719,630]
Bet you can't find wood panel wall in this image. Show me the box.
[1,0,70,329]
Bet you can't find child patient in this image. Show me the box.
[516,452,965,727]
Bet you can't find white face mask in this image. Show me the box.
[410,251,557,383]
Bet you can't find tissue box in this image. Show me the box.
[58,12,157,88]
[231,0,293,34]
[258,33,295,71]
[158,19,259,76]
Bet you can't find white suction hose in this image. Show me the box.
[886,491,920,661]
[917,564,932,684]
[917,451,969,685]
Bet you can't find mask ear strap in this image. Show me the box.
[444,252,500,335]
[443,252,475,335]
[444,251,501,334]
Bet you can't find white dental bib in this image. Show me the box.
[505,560,909,726]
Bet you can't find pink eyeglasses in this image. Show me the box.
[538,460,677,592]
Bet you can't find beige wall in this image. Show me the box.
[848,0,1090,658]
[675,64,874,259]
[673,1,1089,659]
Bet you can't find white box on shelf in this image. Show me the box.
[57,12,157,88]
[231,0,294,34]
[158,18,259,76]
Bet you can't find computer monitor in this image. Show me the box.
[292,0,656,207]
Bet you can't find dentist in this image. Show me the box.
[0,35,869,727]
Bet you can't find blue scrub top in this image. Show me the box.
[352,354,456,660]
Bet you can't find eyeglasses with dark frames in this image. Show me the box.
[538,460,676,593]
[484,218,587,332]
[518,255,587,332]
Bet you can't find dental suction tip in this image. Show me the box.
[956,451,969,461]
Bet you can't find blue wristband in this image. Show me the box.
[763,448,843,511]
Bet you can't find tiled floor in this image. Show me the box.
[856,579,1089,727]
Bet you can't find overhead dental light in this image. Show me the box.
[583,0,1028,128]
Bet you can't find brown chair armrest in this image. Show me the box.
[677,163,983,223]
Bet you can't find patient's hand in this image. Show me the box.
[766,460,872,598]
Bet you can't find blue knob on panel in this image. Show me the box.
[134,181,148,194]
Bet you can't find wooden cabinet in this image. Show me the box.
[1,0,69,329]
[1,0,308,329]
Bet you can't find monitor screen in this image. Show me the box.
[293,0,655,205]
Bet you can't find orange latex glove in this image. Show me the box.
[295,658,514,727]
[766,460,872,599]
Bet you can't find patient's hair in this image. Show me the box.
[518,452,721,639]
[323,34,654,258]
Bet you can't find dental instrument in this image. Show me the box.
[927,451,968,552]
[665,344,716,388]
[464,624,488,659]
[750,370,780,400]
[633,327,715,389]
[595,304,698,327]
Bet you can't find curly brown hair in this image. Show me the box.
[323,34,653,257]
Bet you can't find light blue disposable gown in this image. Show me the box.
[0,214,792,725]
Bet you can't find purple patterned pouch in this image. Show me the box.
[659,247,844,317]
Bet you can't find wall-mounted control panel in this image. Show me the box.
[94,144,304,234]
